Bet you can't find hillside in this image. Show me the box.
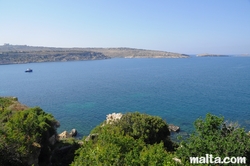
[196,53,229,57]
[0,44,189,65]
[82,47,189,58]
[0,44,109,65]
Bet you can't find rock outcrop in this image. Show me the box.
[69,129,78,137]
[168,124,180,132]
[58,131,70,140]
[57,129,78,140]
[106,113,123,124]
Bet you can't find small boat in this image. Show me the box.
[25,68,33,72]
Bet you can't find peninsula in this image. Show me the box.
[196,53,229,57]
[0,44,189,65]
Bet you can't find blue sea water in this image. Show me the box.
[1,57,250,137]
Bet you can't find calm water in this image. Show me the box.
[1,57,250,137]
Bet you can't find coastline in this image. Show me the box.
[0,44,189,65]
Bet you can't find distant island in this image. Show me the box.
[0,44,189,65]
[196,53,229,57]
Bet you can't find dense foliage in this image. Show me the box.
[72,112,250,166]
[0,98,58,166]
[72,123,178,165]
[71,112,180,166]
[176,113,250,165]
[92,112,175,150]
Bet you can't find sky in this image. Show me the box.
[1,0,250,54]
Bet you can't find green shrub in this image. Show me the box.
[72,112,178,165]
[72,125,175,166]
[0,97,13,109]
[92,112,175,151]
[176,113,250,165]
[0,107,57,166]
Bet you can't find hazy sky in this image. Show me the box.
[1,0,250,54]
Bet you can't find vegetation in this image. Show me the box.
[71,112,179,166]
[0,97,58,165]
[176,113,250,165]
[50,138,81,166]
[91,112,175,150]
[0,97,14,108]
[1,97,250,165]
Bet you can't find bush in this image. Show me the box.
[176,113,250,165]
[71,112,178,165]
[0,107,57,166]
[92,112,175,151]
[72,125,174,166]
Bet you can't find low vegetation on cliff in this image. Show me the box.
[1,97,250,165]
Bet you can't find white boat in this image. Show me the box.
[25,68,33,72]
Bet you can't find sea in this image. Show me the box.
[1,57,250,138]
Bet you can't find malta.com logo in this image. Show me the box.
[190,154,246,164]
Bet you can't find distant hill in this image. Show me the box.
[81,47,189,59]
[0,44,189,65]
[196,53,229,57]
[0,44,109,65]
